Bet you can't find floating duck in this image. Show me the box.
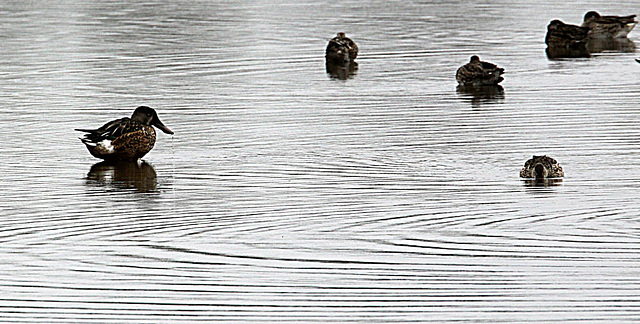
[581,11,637,38]
[76,106,173,162]
[545,20,590,49]
[519,155,564,179]
[325,32,358,64]
[455,56,504,86]
[545,20,591,58]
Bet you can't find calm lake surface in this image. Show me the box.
[1,0,640,323]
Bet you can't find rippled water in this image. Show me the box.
[2,0,640,323]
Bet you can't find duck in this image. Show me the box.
[325,32,358,64]
[455,56,504,86]
[519,155,564,179]
[76,106,173,162]
[581,11,637,38]
[545,20,590,49]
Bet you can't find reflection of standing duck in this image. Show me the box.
[86,161,158,192]
[76,106,173,163]
[581,11,637,38]
[325,32,358,64]
[520,156,564,179]
[455,56,504,86]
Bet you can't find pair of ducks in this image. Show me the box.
[77,33,360,162]
[325,33,505,87]
[546,11,637,50]
[76,107,564,180]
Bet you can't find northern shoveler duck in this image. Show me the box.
[545,20,590,49]
[325,32,358,64]
[455,56,504,86]
[76,106,173,162]
[519,155,564,179]
[581,11,637,38]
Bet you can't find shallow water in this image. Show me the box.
[1,0,640,323]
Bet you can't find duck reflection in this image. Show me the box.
[326,61,358,80]
[86,161,158,192]
[545,46,590,59]
[522,178,563,188]
[456,84,504,107]
[587,37,635,53]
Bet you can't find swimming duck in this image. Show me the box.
[545,20,590,49]
[325,32,358,64]
[76,106,173,162]
[519,155,564,179]
[581,11,637,38]
[455,56,504,86]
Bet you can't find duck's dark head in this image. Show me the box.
[584,11,601,22]
[470,55,480,62]
[548,20,565,30]
[336,32,346,39]
[534,163,547,179]
[131,106,174,135]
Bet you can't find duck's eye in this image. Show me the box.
[147,113,152,117]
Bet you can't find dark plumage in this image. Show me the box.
[520,156,564,179]
[76,106,173,162]
[581,11,637,38]
[545,20,589,49]
[455,56,504,86]
[325,32,358,64]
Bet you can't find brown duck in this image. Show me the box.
[456,56,504,86]
[520,155,564,179]
[76,106,173,162]
[325,32,358,64]
[545,20,590,49]
[581,11,637,38]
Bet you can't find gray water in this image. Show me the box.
[2,1,640,323]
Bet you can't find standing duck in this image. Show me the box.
[325,32,358,64]
[581,11,637,38]
[76,106,174,162]
[519,155,564,179]
[455,56,504,86]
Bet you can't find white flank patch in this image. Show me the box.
[97,140,115,153]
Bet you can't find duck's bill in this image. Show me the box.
[154,120,174,135]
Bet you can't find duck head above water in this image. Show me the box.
[520,155,564,179]
[131,106,174,135]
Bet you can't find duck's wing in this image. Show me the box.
[558,23,590,40]
[75,117,141,144]
[326,38,346,51]
[597,14,637,25]
[479,61,504,73]
[457,61,503,84]
[546,23,589,47]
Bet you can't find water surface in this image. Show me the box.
[1,0,640,323]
